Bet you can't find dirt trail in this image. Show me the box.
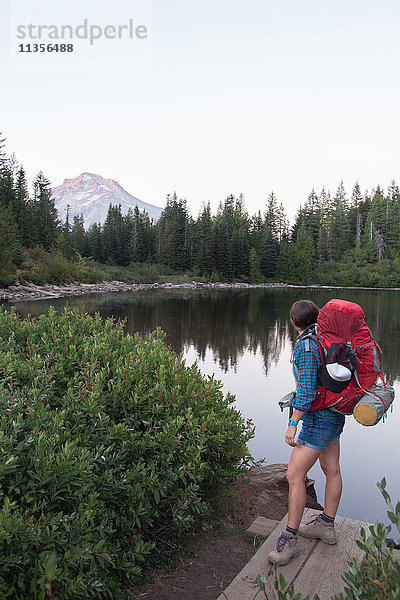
[130,464,322,600]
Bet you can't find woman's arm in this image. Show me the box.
[285,408,305,446]
[286,340,320,446]
[291,340,320,412]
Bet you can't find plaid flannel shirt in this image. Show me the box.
[292,334,345,427]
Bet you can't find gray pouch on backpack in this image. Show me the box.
[278,391,296,412]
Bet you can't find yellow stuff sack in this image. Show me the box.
[353,384,395,426]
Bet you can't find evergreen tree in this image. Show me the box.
[0,202,16,277]
[214,195,235,280]
[7,153,19,183]
[368,186,387,235]
[231,194,250,278]
[60,205,75,258]
[317,187,333,261]
[249,247,263,283]
[32,172,60,249]
[102,205,125,264]
[12,166,33,247]
[0,160,15,209]
[259,191,283,279]
[260,225,278,278]
[304,189,321,246]
[70,214,87,257]
[386,181,400,254]
[276,202,289,246]
[264,191,279,239]
[250,211,264,255]
[62,204,72,239]
[364,186,387,260]
[214,194,250,280]
[155,193,191,271]
[329,181,350,261]
[293,224,316,283]
[193,202,214,276]
[124,207,149,264]
[143,215,156,262]
[86,223,104,263]
[350,182,363,250]
[276,235,296,282]
[0,136,18,276]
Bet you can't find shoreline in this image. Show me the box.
[2,279,400,304]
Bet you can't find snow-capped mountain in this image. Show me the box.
[51,172,163,227]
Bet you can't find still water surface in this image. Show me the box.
[8,287,400,534]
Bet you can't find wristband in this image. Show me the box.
[288,418,299,426]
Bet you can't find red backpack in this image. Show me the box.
[308,299,384,414]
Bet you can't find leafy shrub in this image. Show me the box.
[95,262,178,284]
[0,307,254,599]
[84,269,107,284]
[67,255,107,284]
[338,478,400,600]
[124,261,174,283]
[30,252,73,285]
[21,245,50,271]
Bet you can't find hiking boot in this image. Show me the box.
[267,531,300,566]
[298,514,337,544]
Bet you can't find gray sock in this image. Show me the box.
[320,512,335,525]
[286,525,298,537]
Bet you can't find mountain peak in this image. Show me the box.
[52,173,163,227]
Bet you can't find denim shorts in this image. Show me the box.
[297,416,345,451]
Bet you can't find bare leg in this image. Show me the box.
[286,444,321,530]
[319,440,342,518]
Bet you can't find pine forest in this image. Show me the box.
[1,133,400,288]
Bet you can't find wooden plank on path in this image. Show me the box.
[219,508,322,600]
[252,512,347,600]
[292,516,367,600]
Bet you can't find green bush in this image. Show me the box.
[21,245,50,272]
[30,252,73,285]
[96,261,175,284]
[337,478,400,600]
[68,255,107,284]
[84,269,107,284]
[0,307,254,599]
[125,261,174,283]
[0,275,16,289]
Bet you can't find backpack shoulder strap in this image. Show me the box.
[298,325,324,361]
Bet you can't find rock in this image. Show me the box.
[246,516,279,537]
[226,464,323,526]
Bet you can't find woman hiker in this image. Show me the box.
[267,299,345,566]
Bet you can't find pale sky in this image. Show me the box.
[2,0,400,222]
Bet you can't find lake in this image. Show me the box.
[6,287,400,535]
